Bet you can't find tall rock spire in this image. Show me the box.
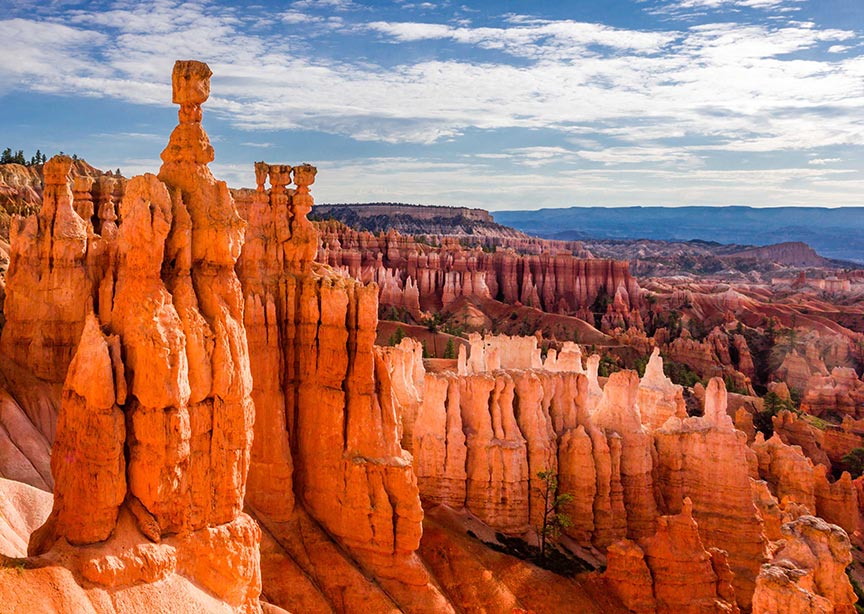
[21,60,262,613]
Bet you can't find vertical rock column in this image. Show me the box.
[239,162,295,520]
[654,378,767,607]
[592,370,659,541]
[157,60,254,528]
[30,314,126,549]
[1,155,98,385]
[21,60,261,612]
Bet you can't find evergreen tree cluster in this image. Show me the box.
[1,147,48,166]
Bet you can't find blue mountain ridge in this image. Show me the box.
[493,206,864,264]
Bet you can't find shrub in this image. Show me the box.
[842,448,864,479]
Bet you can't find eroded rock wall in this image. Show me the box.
[3,60,262,614]
[312,221,642,327]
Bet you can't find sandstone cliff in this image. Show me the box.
[312,221,642,329]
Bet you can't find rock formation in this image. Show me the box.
[604,499,739,614]
[0,58,860,614]
[637,348,685,430]
[310,222,642,328]
[800,367,864,419]
[0,60,262,614]
[653,378,767,605]
[752,433,818,512]
[665,327,754,394]
[752,516,856,614]
[236,163,451,611]
[1,154,105,383]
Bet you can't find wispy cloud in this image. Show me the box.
[646,0,805,18]
[365,19,676,57]
[2,1,863,209]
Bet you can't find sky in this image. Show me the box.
[2,0,864,210]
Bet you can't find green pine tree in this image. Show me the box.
[536,470,574,563]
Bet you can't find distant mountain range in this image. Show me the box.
[313,202,526,238]
[493,206,864,265]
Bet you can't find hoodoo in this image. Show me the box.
[0,60,261,614]
[0,60,860,614]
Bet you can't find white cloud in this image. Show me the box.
[3,2,864,208]
[3,7,861,154]
[0,18,108,90]
[291,0,357,11]
[648,0,805,17]
[366,19,676,57]
[282,10,323,24]
[305,156,861,209]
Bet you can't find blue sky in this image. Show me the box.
[2,0,864,209]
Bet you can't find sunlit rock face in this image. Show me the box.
[752,516,856,614]
[653,378,767,606]
[0,60,262,614]
[235,160,453,611]
[603,499,739,614]
[391,334,804,610]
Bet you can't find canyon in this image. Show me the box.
[0,61,862,614]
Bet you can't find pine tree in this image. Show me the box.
[536,470,573,563]
[387,326,406,347]
[443,338,456,359]
[0,148,12,164]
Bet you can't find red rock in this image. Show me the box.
[31,314,125,549]
[772,410,831,469]
[605,499,739,614]
[313,222,642,326]
[777,350,817,394]
[800,367,864,419]
[752,433,816,512]
[10,60,264,613]
[753,515,856,614]
[0,154,105,383]
[813,466,859,535]
[604,539,657,614]
[593,370,658,541]
[558,424,598,545]
[238,164,451,611]
[636,348,686,430]
[654,378,767,606]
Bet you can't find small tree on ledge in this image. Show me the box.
[536,469,573,563]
